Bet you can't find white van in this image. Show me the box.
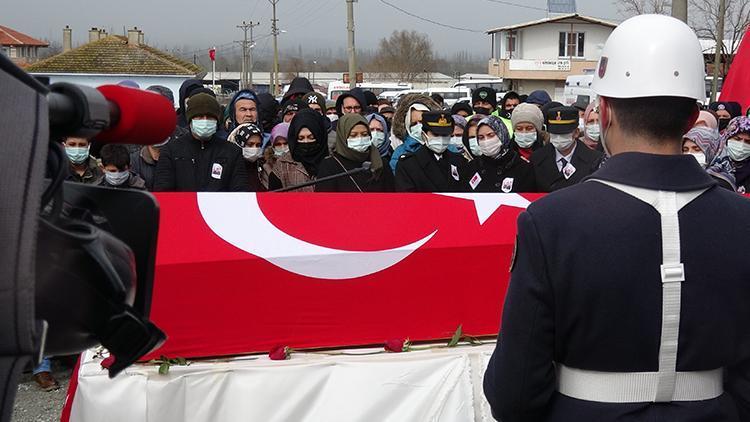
[326,81,412,101]
[563,75,596,106]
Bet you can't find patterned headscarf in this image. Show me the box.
[704,116,750,190]
[477,115,511,156]
[683,126,722,163]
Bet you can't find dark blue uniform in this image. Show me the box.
[484,152,750,421]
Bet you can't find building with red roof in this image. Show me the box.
[0,25,49,65]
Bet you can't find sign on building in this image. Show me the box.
[509,59,572,72]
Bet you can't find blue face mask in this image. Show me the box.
[191,119,217,140]
[65,145,90,164]
[105,170,130,186]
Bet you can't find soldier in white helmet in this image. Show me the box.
[483,14,750,421]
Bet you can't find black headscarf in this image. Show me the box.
[287,108,329,176]
[257,93,280,134]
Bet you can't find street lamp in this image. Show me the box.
[312,60,318,85]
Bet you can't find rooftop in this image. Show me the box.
[26,35,202,76]
[487,13,618,34]
[0,25,48,47]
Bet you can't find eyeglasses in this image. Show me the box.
[343,106,362,112]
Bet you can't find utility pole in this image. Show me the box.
[671,0,688,23]
[236,21,260,90]
[711,0,727,103]
[270,0,280,96]
[346,0,357,90]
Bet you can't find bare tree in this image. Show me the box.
[690,0,750,79]
[370,30,435,83]
[616,0,672,16]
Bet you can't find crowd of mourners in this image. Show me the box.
[59,76,750,195]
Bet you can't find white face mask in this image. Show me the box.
[468,137,481,157]
[425,134,450,154]
[727,139,750,162]
[242,146,262,162]
[327,114,339,123]
[585,123,601,141]
[514,131,536,149]
[550,133,575,151]
[409,123,423,140]
[347,136,372,153]
[371,131,386,148]
[479,136,503,158]
[105,170,129,186]
[274,145,289,157]
[687,151,707,167]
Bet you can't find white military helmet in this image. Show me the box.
[592,14,706,102]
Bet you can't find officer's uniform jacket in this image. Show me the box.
[394,145,466,192]
[531,140,603,192]
[484,152,750,422]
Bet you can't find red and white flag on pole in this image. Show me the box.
[209,47,216,62]
[719,29,750,113]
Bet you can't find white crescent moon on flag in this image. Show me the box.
[197,193,437,280]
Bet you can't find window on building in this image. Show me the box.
[559,32,585,58]
[9,47,17,58]
[506,31,517,59]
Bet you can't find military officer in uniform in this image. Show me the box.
[484,14,750,422]
[531,105,603,192]
[394,111,467,192]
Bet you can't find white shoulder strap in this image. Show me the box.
[588,179,708,402]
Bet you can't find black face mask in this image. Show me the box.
[719,118,731,131]
[294,141,323,157]
[473,107,491,116]
[498,109,512,119]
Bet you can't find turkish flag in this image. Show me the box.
[208,47,216,62]
[719,28,750,113]
[142,192,543,360]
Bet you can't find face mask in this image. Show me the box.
[327,114,339,123]
[479,136,503,158]
[425,135,450,154]
[295,142,323,157]
[65,145,90,165]
[274,145,289,156]
[498,109,512,120]
[191,119,217,140]
[550,133,575,151]
[347,136,372,153]
[449,136,464,151]
[718,118,730,131]
[514,131,537,149]
[104,170,129,186]
[371,131,386,148]
[242,146,262,162]
[409,123,423,140]
[687,152,707,167]
[585,123,601,141]
[473,107,491,116]
[468,137,481,157]
[727,139,750,162]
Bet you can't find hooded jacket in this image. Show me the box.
[334,87,368,116]
[389,94,441,173]
[176,79,204,128]
[282,77,314,105]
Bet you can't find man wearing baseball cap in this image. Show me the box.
[154,93,249,192]
[485,14,750,422]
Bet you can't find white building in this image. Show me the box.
[26,27,203,106]
[487,14,617,100]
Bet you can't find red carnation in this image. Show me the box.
[269,345,291,361]
[384,338,410,353]
[100,355,116,369]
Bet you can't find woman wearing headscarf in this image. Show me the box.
[717,116,750,193]
[316,114,394,192]
[694,110,719,130]
[682,126,735,191]
[510,103,547,162]
[227,123,275,191]
[459,116,536,193]
[271,109,328,192]
[262,122,289,190]
[460,114,485,162]
[366,113,392,162]
[389,93,441,173]
[580,102,604,152]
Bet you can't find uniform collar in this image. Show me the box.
[586,152,716,192]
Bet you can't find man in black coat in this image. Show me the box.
[484,14,750,422]
[531,105,603,192]
[395,111,466,192]
[154,93,249,192]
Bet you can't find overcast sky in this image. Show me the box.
[6,0,621,56]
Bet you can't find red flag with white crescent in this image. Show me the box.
[719,28,750,112]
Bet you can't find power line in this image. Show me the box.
[483,0,548,12]
[377,0,485,33]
